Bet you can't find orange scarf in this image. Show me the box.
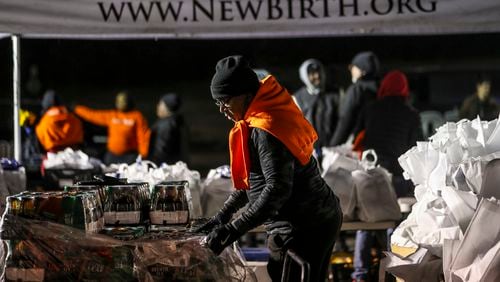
[229,75,318,189]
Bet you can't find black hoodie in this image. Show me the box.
[330,52,380,145]
[293,59,339,152]
[148,113,188,165]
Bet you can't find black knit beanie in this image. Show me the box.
[210,55,260,100]
[160,93,181,112]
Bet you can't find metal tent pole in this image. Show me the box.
[12,35,21,161]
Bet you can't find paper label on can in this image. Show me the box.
[150,211,178,225]
[115,211,141,224]
[104,211,141,224]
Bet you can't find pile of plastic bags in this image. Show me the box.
[384,116,500,281]
[43,148,103,170]
[321,147,401,222]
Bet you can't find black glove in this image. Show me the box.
[206,224,241,255]
[193,212,232,234]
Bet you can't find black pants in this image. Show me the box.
[104,151,138,165]
[267,210,342,282]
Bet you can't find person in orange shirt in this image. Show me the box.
[74,91,150,165]
[35,90,83,152]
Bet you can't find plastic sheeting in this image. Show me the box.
[0,214,255,282]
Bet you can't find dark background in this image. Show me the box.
[1,33,500,175]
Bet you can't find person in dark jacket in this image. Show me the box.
[196,55,342,282]
[330,51,380,146]
[459,76,498,121]
[293,59,339,161]
[351,70,423,282]
[148,93,189,165]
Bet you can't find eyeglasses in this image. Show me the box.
[215,97,231,108]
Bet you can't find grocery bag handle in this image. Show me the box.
[361,149,378,170]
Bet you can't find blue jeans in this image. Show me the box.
[351,229,392,281]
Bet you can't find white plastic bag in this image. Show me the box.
[201,166,233,218]
[323,168,357,221]
[352,163,401,223]
[449,198,500,282]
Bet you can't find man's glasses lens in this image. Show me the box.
[215,98,229,107]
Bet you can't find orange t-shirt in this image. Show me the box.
[74,106,150,157]
[36,106,84,152]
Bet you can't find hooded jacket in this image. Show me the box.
[355,71,422,176]
[148,113,188,165]
[36,106,84,152]
[75,106,150,157]
[330,52,380,146]
[294,59,339,150]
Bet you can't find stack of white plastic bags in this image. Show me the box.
[200,165,233,217]
[321,146,401,222]
[43,148,103,170]
[383,116,500,281]
[106,158,202,218]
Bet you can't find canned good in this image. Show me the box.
[150,181,189,225]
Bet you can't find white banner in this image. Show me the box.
[0,0,499,38]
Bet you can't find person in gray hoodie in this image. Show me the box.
[330,52,380,146]
[293,59,339,160]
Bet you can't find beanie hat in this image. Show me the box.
[160,93,181,112]
[210,55,260,100]
[377,70,409,99]
[350,51,380,79]
[41,89,61,113]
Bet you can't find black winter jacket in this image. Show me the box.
[357,96,423,176]
[294,87,339,150]
[148,114,188,165]
[220,128,341,234]
[330,79,378,145]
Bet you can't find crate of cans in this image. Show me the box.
[103,182,150,226]
[5,190,104,234]
[150,181,190,226]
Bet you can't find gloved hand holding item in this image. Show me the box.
[194,190,249,234]
[193,211,232,234]
[206,223,241,255]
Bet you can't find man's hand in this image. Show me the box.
[193,211,233,234]
[206,224,241,255]
[193,217,221,234]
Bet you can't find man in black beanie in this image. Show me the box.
[330,51,380,146]
[148,93,189,165]
[196,55,342,282]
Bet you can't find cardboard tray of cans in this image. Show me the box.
[0,214,255,282]
[5,190,104,234]
[103,182,151,226]
[150,181,190,226]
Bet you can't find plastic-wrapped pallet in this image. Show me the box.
[0,214,256,282]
